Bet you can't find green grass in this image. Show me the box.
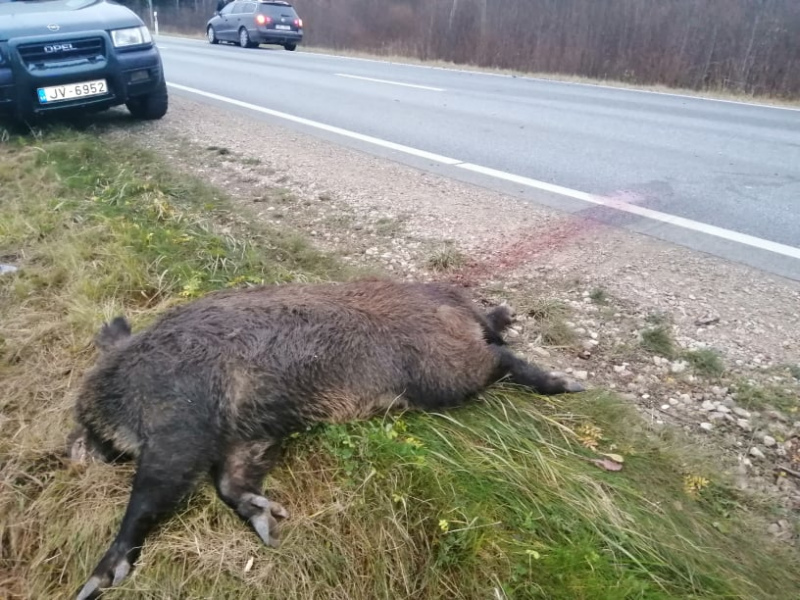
[645,312,670,326]
[1,128,800,599]
[640,325,676,358]
[589,287,610,305]
[206,144,231,156]
[638,319,724,377]
[682,349,726,377]
[733,381,800,414]
[519,298,578,348]
[374,215,408,237]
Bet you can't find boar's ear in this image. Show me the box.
[94,316,132,353]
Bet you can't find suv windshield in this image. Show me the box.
[0,0,99,13]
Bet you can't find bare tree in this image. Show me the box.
[144,0,800,99]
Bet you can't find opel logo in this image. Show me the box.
[47,24,60,32]
[44,43,74,53]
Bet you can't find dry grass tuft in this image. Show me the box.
[426,242,467,272]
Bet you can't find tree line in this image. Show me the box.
[124,0,800,98]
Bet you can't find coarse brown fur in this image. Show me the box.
[67,277,584,599]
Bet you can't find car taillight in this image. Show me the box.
[256,14,270,25]
[295,18,303,27]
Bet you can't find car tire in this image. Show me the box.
[126,78,168,120]
[284,43,297,51]
[239,27,257,49]
[207,26,219,44]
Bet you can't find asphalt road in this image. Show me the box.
[156,35,800,281]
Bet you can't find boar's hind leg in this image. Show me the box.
[212,441,290,549]
[76,444,209,600]
[479,305,514,346]
[491,345,585,395]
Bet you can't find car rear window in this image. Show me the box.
[233,2,255,14]
[258,2,298,17]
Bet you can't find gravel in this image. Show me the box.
[112,96,800,540]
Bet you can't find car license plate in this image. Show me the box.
[275,24,291,30]
[37,79,108,104]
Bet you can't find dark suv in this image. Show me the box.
[0,0,167,122]
[207,0,303,51]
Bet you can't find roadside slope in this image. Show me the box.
[0,112,798,599]
[121,94,800,535]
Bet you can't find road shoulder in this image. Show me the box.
[119,95,800,537]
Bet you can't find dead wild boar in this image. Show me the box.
[68,278,584,599]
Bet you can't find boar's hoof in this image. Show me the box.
[76,576,102,600]
[69,435,90,465]
[550,371,586,394]
[66,427,92,465]
[75,557,131,600]
[241,492,289,548]
[563,380,586,393]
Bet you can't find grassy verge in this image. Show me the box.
[154,29,800,109]
[1,128,799,599]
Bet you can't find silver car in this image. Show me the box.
[206,0,304,51]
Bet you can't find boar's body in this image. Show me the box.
[77,279,502,457]
[71,278,582,600]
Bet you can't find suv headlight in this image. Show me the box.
[110,26,153,48]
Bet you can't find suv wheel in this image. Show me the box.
[239,27,256,49]
[126,78,168,120]
[284,43,297,51]
[207,26,219,44]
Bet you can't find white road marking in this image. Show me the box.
[336,73,444,92]
[155,37,798,113]
[166,82,800,262]
[166,83,459,165]
[457,163,800,259]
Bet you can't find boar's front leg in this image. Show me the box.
[491,345,585,394]
[212,440,290,548]
[76,443,210,600]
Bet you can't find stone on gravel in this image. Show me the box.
[670,360,688,374]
